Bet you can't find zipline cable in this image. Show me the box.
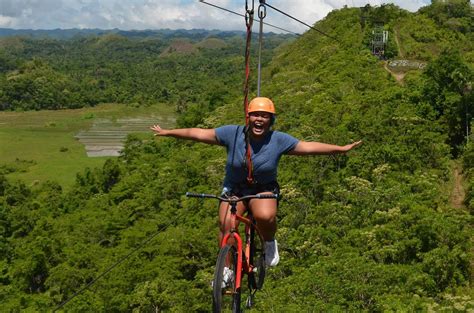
[263,1,339,42]
[53,218,180,312]
[257,1,266,97]
[199,0,300,36]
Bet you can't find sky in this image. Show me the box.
[0,0,434,34]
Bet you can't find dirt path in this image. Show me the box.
[383,27,406,84]
[393,27,403,58]
[450,163,466,209]
[384,62,406,84]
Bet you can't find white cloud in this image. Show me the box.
[0,0,433,31]
[0,15,15,27]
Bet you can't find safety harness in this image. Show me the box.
[243,0,266,185]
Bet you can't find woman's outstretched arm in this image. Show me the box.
[288,140,362,156]
[150,125,220,145]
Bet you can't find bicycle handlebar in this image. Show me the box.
[186,192,278,202]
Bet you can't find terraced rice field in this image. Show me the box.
[76,116,175,157]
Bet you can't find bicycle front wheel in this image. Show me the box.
[248,226,266,291]
[213,244,241,313]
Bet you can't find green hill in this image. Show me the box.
[0,31,293,112]
[0,2,472,311]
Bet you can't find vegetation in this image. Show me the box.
[0,32,292,117]
[0,2,473,311]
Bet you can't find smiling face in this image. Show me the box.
[248,111,273,139]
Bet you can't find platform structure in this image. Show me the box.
[371,23,389,58]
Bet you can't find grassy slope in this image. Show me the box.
[0,103,175,188]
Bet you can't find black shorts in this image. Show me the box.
[223,181,280,198]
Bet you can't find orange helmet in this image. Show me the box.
[248,97,276,114]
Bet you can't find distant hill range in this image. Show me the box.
[0,28,266,40]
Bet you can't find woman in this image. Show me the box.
[151,97,361,267]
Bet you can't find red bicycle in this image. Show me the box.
[186,192,278,313]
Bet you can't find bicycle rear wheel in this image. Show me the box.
[213,244,241,313]
[248,226,266,291]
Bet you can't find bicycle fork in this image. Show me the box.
[222,230,243,291]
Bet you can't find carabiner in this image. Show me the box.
[245,0,255,27]
[245,0,255,13]
[258,4,266,19]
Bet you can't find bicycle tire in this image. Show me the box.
[248,226,266,290]
[213,244,241,313]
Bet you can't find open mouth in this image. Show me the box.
[252,122,265,134]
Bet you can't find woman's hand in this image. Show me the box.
[150,125,168,136]
[342,140,363,152]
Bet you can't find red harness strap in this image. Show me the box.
[243,3,255,184]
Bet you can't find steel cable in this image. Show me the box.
[199,0,300,36]
[262,2,339,42]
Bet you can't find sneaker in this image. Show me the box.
[212,267,234,289]
[265,239,280,267]
[222,266,234,288]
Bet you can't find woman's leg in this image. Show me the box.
[248,193,278,241]
[249,193,280,266]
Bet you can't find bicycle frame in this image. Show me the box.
[221,209,265,290]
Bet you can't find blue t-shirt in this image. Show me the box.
[215,125,299,188]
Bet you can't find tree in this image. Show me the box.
[420,48,473,155]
